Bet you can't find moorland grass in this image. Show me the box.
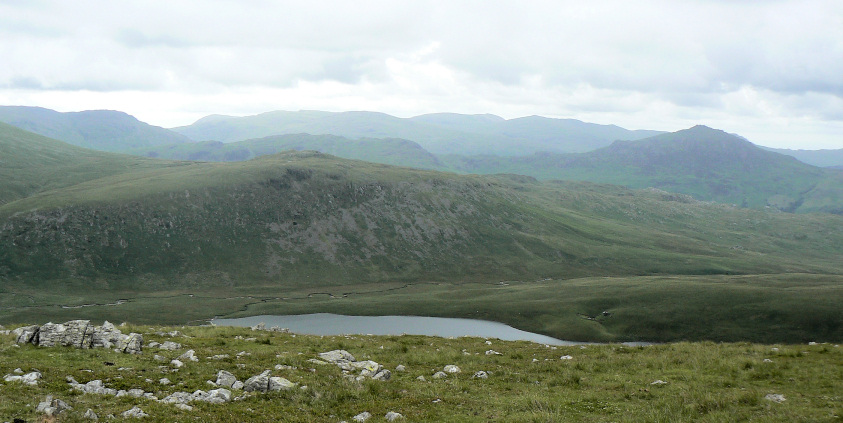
[0,325,840,422]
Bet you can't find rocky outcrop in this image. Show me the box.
[4,371,42,385]
[36,396,71,416]
[15,320,142,354]
[317,349,391,381]
[243,370,295,392]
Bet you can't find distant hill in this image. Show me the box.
[762,146,843,168]
[443,126,842,213]
[132,133,446,170]
[0,122,180,206]
[0,106,191,152]
[172,110,663,156]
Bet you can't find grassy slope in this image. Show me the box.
[128,133,447,170]
[0,326,841,422]
[443,126,843,213]
[2,127,843,342]
[0,122,183,206]
[0,106,191,152]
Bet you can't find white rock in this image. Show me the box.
[160,378,171,385]
[765,393,786,403]
[444,365,461,373]
[122,406,149,418]
[170,359,184,368]
[352,411,372,422]
[651,380,668,385]
[432,371,447,379]
[473,371,489,379]
[159,341,182,350]
[215,370,237,387]
[560,355,573,360]
[385,411,404,421]
[485,350,502,355]
[178,349,199,362]
[395,365,406,372]
[84,408,98,420]
[763,359,773,363]
[175,403,193,411]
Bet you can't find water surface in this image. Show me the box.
[212,313,581,345]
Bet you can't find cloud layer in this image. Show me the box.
[1,0,842,148]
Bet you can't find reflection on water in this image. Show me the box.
[212,313,583,345]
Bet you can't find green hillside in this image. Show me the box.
[0,122,181,205]
[444,126,843,213]
[131,133,446,170]
[2,125,843,342]
[172,110,661,155]
[0,106,191,152]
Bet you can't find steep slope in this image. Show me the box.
[172,110,662,156]
[445,126,839,212]
[0,122,181,205]
[2,150,843,294]
[131,133,446,170]
[762,146,843,168]
[0,106,192,152]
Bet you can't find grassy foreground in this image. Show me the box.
[0,325,840,422]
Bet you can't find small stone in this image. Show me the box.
[13,368,23,374]
[84,408,98,420]
[485,350,502,355]
[178,349,199,362]
[651,380,668,385]
[485,340,492,345]
[432,371,447,379]
[170,359,184,368]
[765,393,786,403]
[560,355,573,360]
[352,411,372,422]
[416,375,426,381]
[372,369,391,381]
[160,378,171,385]
[175,403,193,411]
[154,354,168,362]
[122,406,148,418]
[232,380,244,390]
[444,365,460,373]
[395,365,406,372]
[385,411,404,421]
[763,359,774,363]
[473,371,488,379]
[160,341,182,350]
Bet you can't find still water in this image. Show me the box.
[212,313,581,345]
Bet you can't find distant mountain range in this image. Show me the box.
[761,146,843,168]
[0,106,191,152]
[171,110,664,156]
[2,106,842,214]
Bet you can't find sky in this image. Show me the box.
[1,0,842,149]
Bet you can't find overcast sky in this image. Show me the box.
[1,1,842,149]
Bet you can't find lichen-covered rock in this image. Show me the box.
[319,349,356,363]
[268,376,296,391]
[159,341,182,350]
[179,349,199,362]
[444,365,461,373]
[117,333,143,354]
[84,408,99,420]
[14,325,40,344]
[473,370,489,379]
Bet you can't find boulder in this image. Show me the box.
[117,333,143,354]
[14,325,40,344]
[215,370,237,387]
[36,396,72,416]
[268,376,296,391]
[243,370,272,392]
[92,321,122,348]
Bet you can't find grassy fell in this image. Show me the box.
[0,325,841,422]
